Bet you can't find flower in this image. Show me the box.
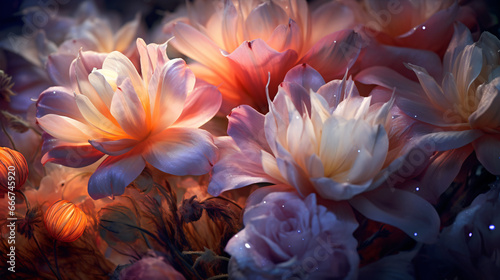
[0,147,28,197]
[163,0,362,113]
[36,38,221,199]
[226,187,359,279]
[44,200,88,242]
[120,252,186,280]
[357,24,500,177]
[210,64,440,242]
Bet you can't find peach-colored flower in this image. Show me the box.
[44,200,88,242]
[0,147,28,197]
[209,64,440,242]
[36,39,221,199]
[163,0,362,113]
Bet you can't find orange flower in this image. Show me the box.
[0,147,28,197]
[44,200,88,242]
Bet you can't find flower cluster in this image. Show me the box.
[0,0,499,279]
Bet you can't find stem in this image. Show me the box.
[201,196,243,211]
[15,189,30,210]
[53,240,63,280]
[33,235,61,280]
[1,122,16,150]
[207,274,229,280]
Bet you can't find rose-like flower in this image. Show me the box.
[36,38,221,199]
[210,64,440,242]
[120,252,186,280]
[44,200,88,242]
[0,147,28,197]
[357,24,500,179]
[226,187,359,279]
[162,0,362,113]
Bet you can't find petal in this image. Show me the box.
[172,84,221,128]
[36,86,84,121]
[41,134,104,167]
[113,14,140,52]
[311,177,371,201]
[37,114,98,142]
[88,70,115,109]
[310,1,359,44]
[469,78,500,129]
[149,58,194,133]
[473,134,500,175]
[227,105,271,153]
[350,188,440,243]
[300,30,361,81]
[283,63,325,93]
[89,138,139,156]
[102,51,148,110]
[225,39,299,109]
[46,53,75,87]
[245,1,288,42]
[208,137,277,196]
[266,19,303,53]
[88,152,146,199]
[142,127,217,176]
[75,93,124,137]
[110,78,147,138]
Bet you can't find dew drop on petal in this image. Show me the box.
[416,187,420,191]
[414,232,418,237]
[468,232,473,237]
[414,115,418,118]
[282,204,285,208]
[489,224,495,230]
[422,26,426,30]
[297,229,301,234]
[357,149,361,153]
[245,243,251,249]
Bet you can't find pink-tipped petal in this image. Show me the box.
[37,114,98,142]
[245,1,288,42]
[172,84,221,128]
[350,188,440,243]
[142,127,217,176]
[46,53,75,87]
[266,19,303,53]
[88,152,146,199]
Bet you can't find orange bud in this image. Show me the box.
[0,147,28,196]
[44,200,88,242]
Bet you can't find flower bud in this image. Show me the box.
[44,200,88,242]
[0,147,28,196]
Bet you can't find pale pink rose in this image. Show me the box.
[162,0,362,113]
[36,39,221,199]
[356,24,500,180]
[210,64,440,242]
[226,186,359,279]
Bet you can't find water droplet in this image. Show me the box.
[245,243,251,249]
[414,232,418,237]
[416,187,420,192]
[301,238,305,241]
[297,229,301,234]
[422,26,426,30]
[357,149,361,153]
[288,244,292,248]
[282,204,285,208]
[489,224,495,230]
[295,115,300,119]
[391,116,395,119]
[235,234,239,238]
[414,114,418,118]
[334,40,337,44]
[468,232,473,237]
[333,95,337,98]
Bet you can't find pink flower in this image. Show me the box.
[210,64,440,242]
[226,186,359,279]
[163,0,362,113]
[36,39,221,199]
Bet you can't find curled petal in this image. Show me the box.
[36,86,84,121]
[172,84,221,128]
[350,188,440,243]
[227,105,270,153]
[41,134,104,167]
[473,134,500,175]
[142,127,217,176]
[283,63,325,93]
[88,152,146,199]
